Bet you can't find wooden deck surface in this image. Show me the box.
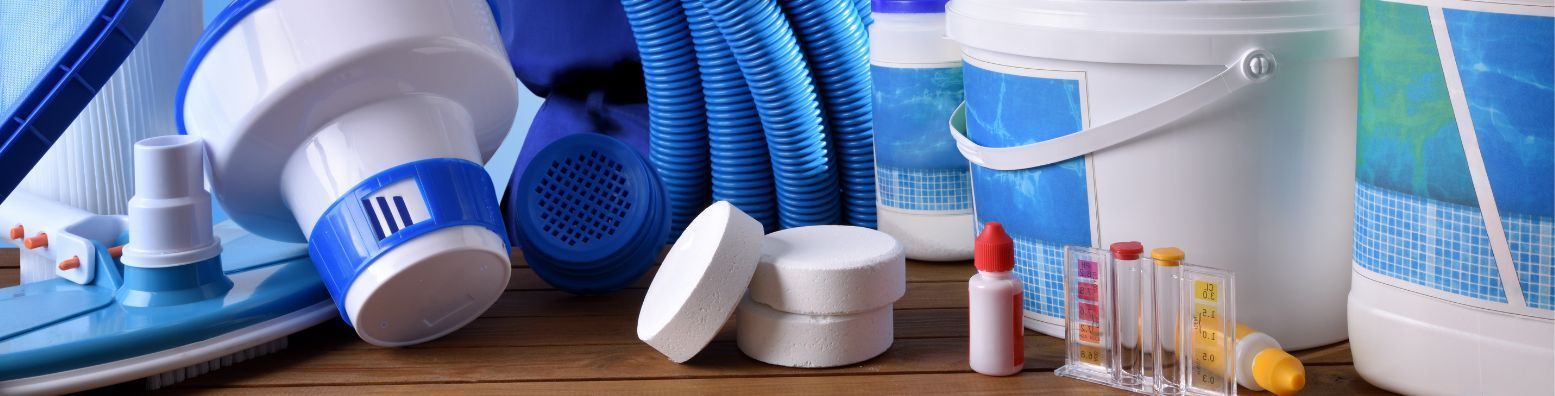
[0,249,1394,395]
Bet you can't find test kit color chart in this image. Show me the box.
[1057,246,1237,396]
[1064,249,1111,371]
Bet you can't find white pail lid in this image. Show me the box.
[947,0,1359,65]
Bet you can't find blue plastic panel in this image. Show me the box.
[0,0,163,203]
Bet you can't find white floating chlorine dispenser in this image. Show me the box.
[178,0,519,347]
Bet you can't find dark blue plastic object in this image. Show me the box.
[782,0,877,228]
[175,0,267,136]
[514,94,651,185]
[508,133,669,295]
[621,0,713,239]
[0,0,164,204]
[871,0,948,13]
[684,0,779,232]
[308,158,509,322]
[700,0,843,229]
[487,0,646,100]
[0,227,331,382]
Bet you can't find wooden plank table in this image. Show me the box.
[0,249,1393,394]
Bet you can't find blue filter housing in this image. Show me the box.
[509,133,670,295]
[0,0,164,202]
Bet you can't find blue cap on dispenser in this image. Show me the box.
[872,0,949,13]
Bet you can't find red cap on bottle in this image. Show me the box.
[975,222,1014,272]
[1110,241,1144,260]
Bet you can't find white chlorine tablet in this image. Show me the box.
[736,298,894,368]
[750,225,906,315]
[638,202,764,363]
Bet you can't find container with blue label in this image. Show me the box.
[1349,0,1553,394]
[871,0,974,261]
[946,0,1359,349]
[178,0,519,347]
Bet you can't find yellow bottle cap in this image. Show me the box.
[1253,347,1307,396]
[1150,247,1184,266]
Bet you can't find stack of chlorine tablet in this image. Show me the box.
[638,203,906,367]
[739,225,906,367]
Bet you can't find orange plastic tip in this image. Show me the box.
[108,245,124,258]
[8,224,21,240]
[23,232,47,249]
[57,256,81,271]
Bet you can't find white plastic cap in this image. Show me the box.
[121,135,220,268]
[343,225,511,347]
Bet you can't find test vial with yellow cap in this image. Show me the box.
[1151,247,1188,395]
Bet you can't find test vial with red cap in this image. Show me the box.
[1110,241,1149,389]
[969,222,1024,376]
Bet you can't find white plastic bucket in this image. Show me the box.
[946,0,1359,349]
[870,4,975,261]
[1348,0,1553,394]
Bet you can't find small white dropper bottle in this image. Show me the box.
[969,222,1024,376]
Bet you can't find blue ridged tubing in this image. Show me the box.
[780,0,876,228]
[853,0,873,26]
[620,0,875,231]
[621,0,712,238]
[683,0,780,231]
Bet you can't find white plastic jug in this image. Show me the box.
[871,1,974,261]
[946,0,1359,349]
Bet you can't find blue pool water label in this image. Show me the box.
[963,57,1097,329]
[872,63,971,214]
[1355,0,1552,315]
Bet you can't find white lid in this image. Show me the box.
[947,0,1359,65]
[343,225,511,347]
[750,225,907,315]
[637,202,765,363]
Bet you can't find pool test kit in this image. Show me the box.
[1056,245,1237,396]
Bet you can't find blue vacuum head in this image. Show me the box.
[0,0,164,203]
[507,133,669,295]
[0,222,334,393]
